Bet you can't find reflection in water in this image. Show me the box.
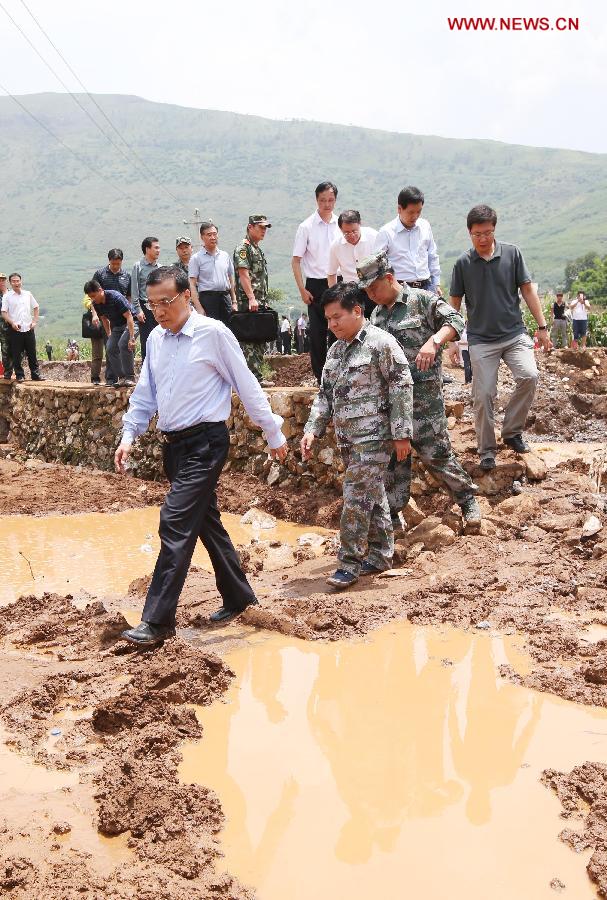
[0,508,329,606]
[180,624,606,900]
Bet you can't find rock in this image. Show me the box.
[269,391,293,418]
[445,401,464,418]
[496,493,540,522]
[403,498,425,528]
[549,878,566,892]
[447,416,457,430]
[297,533,327,548]
[263,544,296,572]
[512,480,523,495]
[406,516,442,544]
[306,613,333,631]
[318,447,334,465]
[521,525,548,543]
[422,525,456,551]
[582,515,603,539]
[583,657,607,685]
[52,822,71,835]
[240,507,277,529]
[472,460,526,495]
[523,453,547,481]
[593,542,607,559]
[266,463,281,486]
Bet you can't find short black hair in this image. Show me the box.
[199,220,217,235]
[397,186,424,208]
[321,281,365,311]
[315,181,338,199]
[467,205,497,230]
[84,279,101,294]
[146,265,189,293]
[8,272,21,281]
[141,236,159,254]
[337,209,361,228]
[107,248,124,261]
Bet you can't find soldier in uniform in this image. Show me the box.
[233,215,271,383]
[174,236,193,275]
[357,251,481,534]
[301,281,413,589]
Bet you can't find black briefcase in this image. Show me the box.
[229,307,279,344]
[81,311,103,339]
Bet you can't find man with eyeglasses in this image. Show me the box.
[116,265,287,647]
[233,215,271,383]
[450,205,550,471]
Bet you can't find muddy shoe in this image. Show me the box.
[210,600,258,624]
[121,621,175,647]
[326,569,359,589]
[459,497,482,534]
[503,434,530,453]
[480,455,495,471]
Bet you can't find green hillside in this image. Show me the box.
[1,92,606,339]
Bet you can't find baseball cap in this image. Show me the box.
[248,215,272,228]
[0,273,6,279]
[357,250,392,288]
[175,236,192,247]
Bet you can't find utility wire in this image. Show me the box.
[0,80,135,201]
[17,0,186,207]
[0,0,182,207]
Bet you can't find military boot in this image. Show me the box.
[459,497,482,535]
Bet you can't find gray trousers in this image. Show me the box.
[468,333,538,457]
[551,319,568,348]
[106,325,135,379]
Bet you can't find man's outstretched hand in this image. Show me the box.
[115,444,131,474]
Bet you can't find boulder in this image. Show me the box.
[422,524,457,551]
[263,544,296,571]
[403,498,425,528]
[523,453,547,481]
[582,515,603,539]
[240,507,277,529]
[495,493,540,522]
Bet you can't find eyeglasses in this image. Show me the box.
[145,291,182,313]
[470,229,495,240]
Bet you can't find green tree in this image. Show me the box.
[564,251,601,292]
[572,254,607,303]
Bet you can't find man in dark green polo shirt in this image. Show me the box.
[450,205,551,470]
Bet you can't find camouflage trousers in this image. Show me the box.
[338,443,393,575]
[0,323,13,375]
[240,341,264,383]
[384,381,475,525]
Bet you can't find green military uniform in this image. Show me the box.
[305,323,413,575]
[233,221,269,382]
[359,253,476,527]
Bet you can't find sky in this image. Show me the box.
[0,0,605,154]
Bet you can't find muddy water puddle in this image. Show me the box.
[180,623,606,900]
[0,507,330,605]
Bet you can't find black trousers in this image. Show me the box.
[9,328,39,378]
[199,290,232,325]
[142,422,256,627]
[138,307,156,362]
[306,277,336,383]
[281,332,292,354]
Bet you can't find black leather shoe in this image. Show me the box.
[16,376,25,382]
[210,600,258,624]
[31,375,45,381]
[121,621,175,647]
[503,434,530,453]
[480,456,496,471]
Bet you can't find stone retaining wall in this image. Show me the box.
[1,381,467,492]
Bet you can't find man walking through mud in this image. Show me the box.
[115,265,287,648]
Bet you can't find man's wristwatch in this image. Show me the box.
[432,334,443,347]
[538,325,548,331]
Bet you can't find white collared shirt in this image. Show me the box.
[121,312,285,449]
[1,289,38,329]
[328,226,378,281]
[374,216,441,287]
[292,210,340,279]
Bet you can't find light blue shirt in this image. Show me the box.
[374,216,441,288]
[188,247,234,291]
[121,312,285,448]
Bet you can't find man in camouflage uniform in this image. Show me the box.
[233,215,271,383]
[358,250,481,533]
[173,236,193,275]
[0,273,13,380]
[301,281,413,589]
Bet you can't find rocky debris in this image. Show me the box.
[523,452,548,481]
[582,515,603,539]
[403,498,425,528]
[51,822,71,835]
[239,507,277,529]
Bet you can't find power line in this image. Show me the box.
[0,80,135,202]
[16,0,186,208]
[0,0,183,208]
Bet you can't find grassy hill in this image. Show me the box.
[1,92,606,339]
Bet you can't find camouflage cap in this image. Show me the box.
[248,215,272,228]
[175,235,192,247]
[356,250,392,288]
[0,273,6,279]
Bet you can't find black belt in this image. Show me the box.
[160,421,222,444]
[399,279,430,289]
[199,289,229,295]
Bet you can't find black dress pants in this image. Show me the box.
[9,328,39,378]
[199,290,232,325]
[138,307,156,362]
[142,422,256,627]
[306,277,335,383]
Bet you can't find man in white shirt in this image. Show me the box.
[116,265,287,646]
[375,186,441,293]
[188,221,236,324]
[328,209,378,318]
[291,181,340,382]
[0,273,44,382]
[570,290,591,350]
